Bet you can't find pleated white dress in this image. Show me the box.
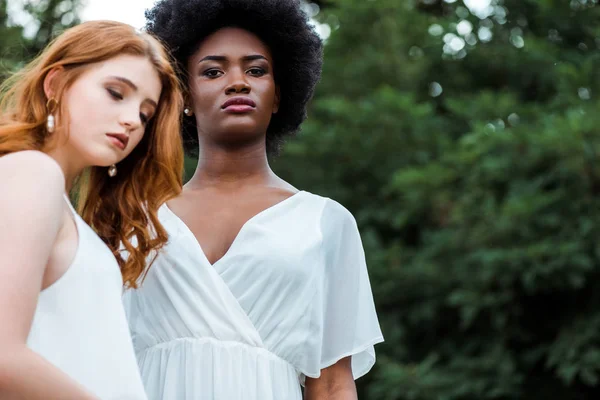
[123,191,384,400]
[27,196,148,399]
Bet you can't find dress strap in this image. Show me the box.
[63,193,78,217]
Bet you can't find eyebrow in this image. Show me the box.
[198,54,268,63]
[110,76,158,108]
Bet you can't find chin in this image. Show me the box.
[212,131,263,150]
[224,129,263,140]
[69,137,121,168]
[84,148,123,168]
[220,120,268,135]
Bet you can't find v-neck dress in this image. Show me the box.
[122,191,383,400]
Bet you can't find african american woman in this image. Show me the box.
[123,1,384,399]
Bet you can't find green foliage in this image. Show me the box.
[273,0,600,398]
[0,0,82,81]
[5,0,600,397]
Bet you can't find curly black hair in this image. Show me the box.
[145,0,323,156]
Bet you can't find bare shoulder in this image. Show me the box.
[0,150,65,183]
[0,151,65,214]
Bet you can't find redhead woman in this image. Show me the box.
[0,21,183,399]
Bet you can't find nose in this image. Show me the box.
[118,104,143,131]
[225,67,250,95]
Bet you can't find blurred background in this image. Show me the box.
[3,0,600,398]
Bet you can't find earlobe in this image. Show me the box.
[273,86,281,114]
[183,92,195,116]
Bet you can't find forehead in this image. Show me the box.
[85,54,162,101]
[192,27,273,61]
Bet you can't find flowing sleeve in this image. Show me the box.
[316,198,384,379]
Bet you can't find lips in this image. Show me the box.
[221,96,256,111]
[106,133,129,150]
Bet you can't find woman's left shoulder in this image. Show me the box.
[299,191,357,227]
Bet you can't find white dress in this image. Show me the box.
[27,196,148,400]
[123,191,384,400]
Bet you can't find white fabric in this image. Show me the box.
[27,196,148,400]
[123,191,384,400]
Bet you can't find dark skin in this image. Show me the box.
[167,27,356,399]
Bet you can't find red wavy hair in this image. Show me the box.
[0,20,184,288]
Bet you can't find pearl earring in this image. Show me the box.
[108,164,117,177]
[46,98,58,133]
[184,107,193,116]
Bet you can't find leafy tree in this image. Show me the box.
[0,0,82,81]
[273,0,600,398]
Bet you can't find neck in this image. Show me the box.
[45,144,86,193]
[186,139,274,190]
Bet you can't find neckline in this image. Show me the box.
[163,190,305,267]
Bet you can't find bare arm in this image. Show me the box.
[0,151,98,400]
[304,356,357,400]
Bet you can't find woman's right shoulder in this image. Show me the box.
[0,151,65,210]
[0,150,65,184]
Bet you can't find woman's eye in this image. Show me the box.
[248,68,266,76]
[107,88,123,100]
[203,69,223,78]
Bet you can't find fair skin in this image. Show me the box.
[0,54,161,399]
[167,27,357,399]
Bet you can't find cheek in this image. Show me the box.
[259,81,277,102]
[129,129,146,149]
[260,86,278,116]
[193,93,209,110]
[65,87,106,129]
[191,81,218,110]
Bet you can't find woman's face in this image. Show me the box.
[186,27,280,147]
[59,54,162,167]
